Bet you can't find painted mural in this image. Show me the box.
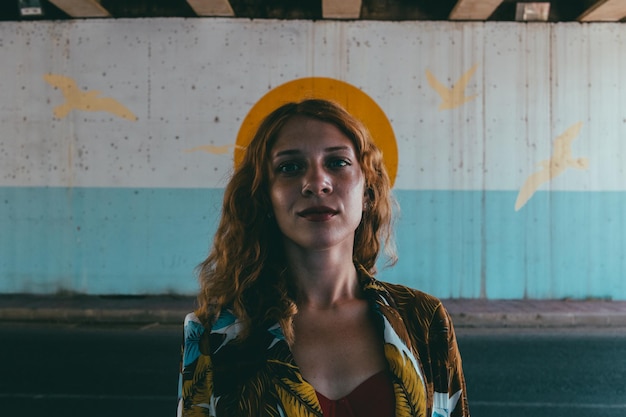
[1,19,625,299]
[425,64,479,111]
[515,122,588,211]
[44,73,138,121]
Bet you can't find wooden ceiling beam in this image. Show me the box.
[186,0,234,17]
[322,0,362,19]
[449,0,504,20]
[47,0,110,17]
[578,0,626,22]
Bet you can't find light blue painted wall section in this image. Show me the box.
[383,190,626,300]
[3,187,625,299]
[1,187,222,294]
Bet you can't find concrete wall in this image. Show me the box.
[1,19,625,299]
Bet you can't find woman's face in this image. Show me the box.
[268,116,366,254]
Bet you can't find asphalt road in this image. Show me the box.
[0,322,179,417]
[1,322,625,417]
[457,327,626,417]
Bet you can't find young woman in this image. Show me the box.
[178,99,469,417]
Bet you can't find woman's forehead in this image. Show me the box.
[271,117,355,153]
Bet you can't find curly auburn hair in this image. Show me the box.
[196,98,397,343]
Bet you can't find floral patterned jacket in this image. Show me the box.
[177,270,469,417]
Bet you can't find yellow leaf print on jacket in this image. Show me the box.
[385,343,427,417]
[271,360,323,417]
[183,353,214,408]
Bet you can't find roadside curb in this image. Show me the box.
[443,299,626,328]
[3,308,626,328]
[0,295,195,326]
[450,311,626,328]
[1,296,626,328]
[0,307,190,325]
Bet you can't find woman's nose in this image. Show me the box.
[302,166,332,195]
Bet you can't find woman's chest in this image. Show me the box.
[290,301,388,399]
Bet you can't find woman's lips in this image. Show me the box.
[298,206,338,222]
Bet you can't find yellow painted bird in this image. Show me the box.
[425,64,479,111]
[515,122,589,211]
[43,73,137,121]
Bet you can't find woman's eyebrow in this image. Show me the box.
[325,145,351,153]
[272,149,301,158]
[273,145,352,159]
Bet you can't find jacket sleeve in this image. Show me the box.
[178,313,215,417]
[428,302,470,417]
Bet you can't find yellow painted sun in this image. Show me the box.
[235,77,398,187]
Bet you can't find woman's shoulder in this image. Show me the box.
[375,280,447,322]
[378,280,442,306]
[184,311,201,323]
[183,308,241,331]
[182,312,206,339]
[360,267,441,310]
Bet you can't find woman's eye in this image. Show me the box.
[328,159,350,168]
[277,162,302,174]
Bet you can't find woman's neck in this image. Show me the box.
[285,248,361,309]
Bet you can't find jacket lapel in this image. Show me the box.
[360,268,428,417]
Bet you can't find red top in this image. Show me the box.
[315,370,395,417]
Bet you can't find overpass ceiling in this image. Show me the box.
[2,0,626,22]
